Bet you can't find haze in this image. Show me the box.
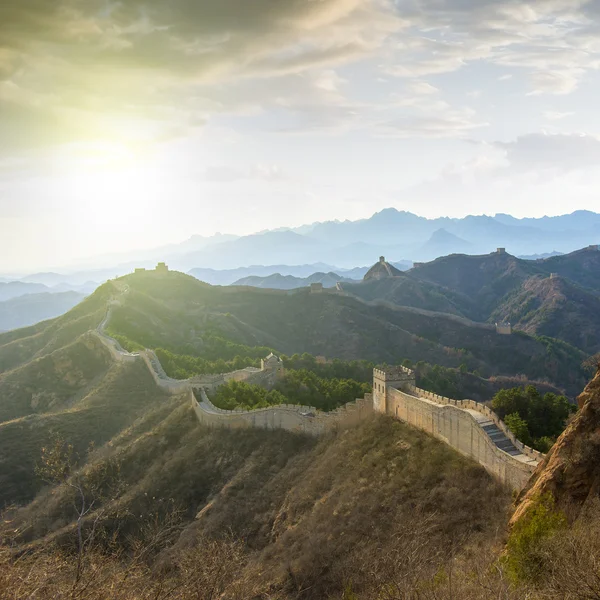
[2,0,600,271]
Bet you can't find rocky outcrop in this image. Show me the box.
[511,368,600,525]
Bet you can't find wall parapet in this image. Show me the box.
[386,387,538,490]
[406,384,545,462]
[192,387,373,435]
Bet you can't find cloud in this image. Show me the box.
[402,130,600,217]
[495,132,600,171]
[203,164,288,183]
[385,0,600,95]
[543,110,575,121]
[376,111,486,138]
[381,85,487,138]
[1,0,599,160]
[0,0,402,152]
[528,71,582,95]
[408,130,600,201]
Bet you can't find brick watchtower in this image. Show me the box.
[373,366,416,414]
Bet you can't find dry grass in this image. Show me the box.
[4,417,599,599]
[1,414,518,600]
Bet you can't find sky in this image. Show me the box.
[2,0,600,271]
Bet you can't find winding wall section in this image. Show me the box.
[92,284,543,490]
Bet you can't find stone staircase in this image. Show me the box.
[480,421,522,457]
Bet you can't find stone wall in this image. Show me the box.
[377,379,542,490]
[192,388,373,436]
[188,366,282,392]
[96,304,373,435]
[93,307,138,364]
[408,384,545,462]
[139,350,190,395]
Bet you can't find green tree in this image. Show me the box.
[504,412,532,447]
[491,385,576,451]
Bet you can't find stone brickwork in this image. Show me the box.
[191,387,373,436]
[373,366,415,413]
[373,366,544,490]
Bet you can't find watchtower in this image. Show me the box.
[156,262,169,275]
[373,366,416,414]
[261,353,284,375]
[496,322,512,335]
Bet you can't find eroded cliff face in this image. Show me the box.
[511,368,600,525]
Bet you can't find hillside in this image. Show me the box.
[341,274,475,317]
[232,271,356,290]
[0,291,85,332]
[0,282,113,374]
[339,248,600,355]
[2,405,511,598]
[0,279,513,595]
[0,359,170,506]
[410,250,542,317]
[540,246,600,292]
[513,367,600,526]
[363,257,404,281]
[101,270,586,395]
[1,266,599,598]
[492,275,600,353]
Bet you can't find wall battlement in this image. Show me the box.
[192,388,373,435]
[373,365,415,381]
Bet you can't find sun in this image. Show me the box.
[60,146,165,236]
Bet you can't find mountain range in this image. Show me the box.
[0,257,597,598]
[0,291,86,333]
[232,272,357,290]
[164,209,598,270]
[340,246,600,355]
[3,210,598,281]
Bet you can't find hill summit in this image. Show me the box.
[363,256,404,281]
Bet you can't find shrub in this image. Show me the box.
[504,493,567,583]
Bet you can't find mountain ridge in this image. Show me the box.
[5,210,599,277]
[340,246,600,354]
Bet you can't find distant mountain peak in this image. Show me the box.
[363,257,404,281]
[428,228,467,242]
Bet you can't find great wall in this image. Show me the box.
[92,278,544,491]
